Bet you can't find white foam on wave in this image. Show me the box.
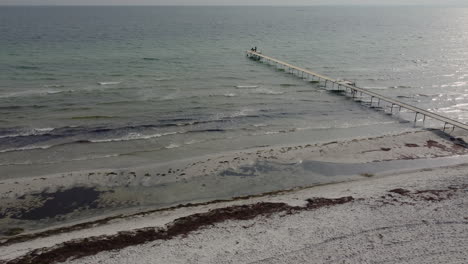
[253,88,284,95]
[0,145,52,153]
[452,81,467,87]
[224,93,237,97]
[0,127,55,139]
[165,143,181,149]
[230,108,253,118]
[391,86,412,89]
[98,82,121,86]
[44,84,65,88]
[34,127,55,133]
[184,139,203,145]
[438,103,468,112]
[45,90,66,94]
[211,108,254,121]
[441,81,467,88]
[0,89,66,98]
[235,85,259,89]
[90,132,178,143]
[160,92,181,101]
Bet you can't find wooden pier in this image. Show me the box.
[246,50,468,132]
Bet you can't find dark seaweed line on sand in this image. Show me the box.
[4,184,467,264]
[5,197,354,264]
[0,182,345,247]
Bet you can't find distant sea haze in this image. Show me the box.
[0,6,467,177]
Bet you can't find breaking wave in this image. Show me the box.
[0,128,55,139]
[90,132,179,143]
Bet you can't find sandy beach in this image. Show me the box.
[2,5,468,264]
[1,128,467,264]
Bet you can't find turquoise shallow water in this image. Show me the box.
[1,6,468,233]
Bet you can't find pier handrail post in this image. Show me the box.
[246,50,468,132]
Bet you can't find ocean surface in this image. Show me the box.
[1,6,468,230]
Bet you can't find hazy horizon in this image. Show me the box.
[1,0,467,6]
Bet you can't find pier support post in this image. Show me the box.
[246,51,467,134]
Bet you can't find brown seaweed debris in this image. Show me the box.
[425,139,467,155]
[426,140,449,151]
[387,188,457,203]
[388,188,411,195]
[6,197,353,264]
[361,147,391,154]
[1,182,347,247]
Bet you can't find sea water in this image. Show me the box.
[1,6,467,178]
[1,6,468,230]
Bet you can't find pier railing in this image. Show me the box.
[246,50,468,132]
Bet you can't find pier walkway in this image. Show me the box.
[246,50,468,132]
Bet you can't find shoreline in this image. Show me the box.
[1,129,466,196]
[0,128,467,239]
